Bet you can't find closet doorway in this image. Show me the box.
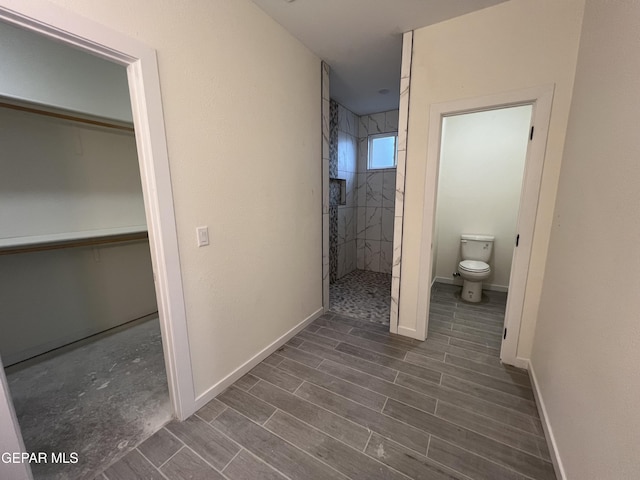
[0,4,193,479]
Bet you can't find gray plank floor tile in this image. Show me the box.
[263,353,285,367]
[195,398,227,423]
[448,338,501,356]
[440,375,538,417]
[444,354,531,386]
[212,408,349,480]
[233,373,260,391]
[296,330,341,348]
[428,438,529,480]
[395,373,543,436]
[165,416,240,470]
[313,317,354,334]
[266,410,410,480]
[275,344,323,367]
[217,386,276,424]
[430,325,502,349]
[159,447,225,479]
[296,340,399,382]
[287,337,305,348]
[315,327,409,359]
[404,352,534,399]
[295,382,431,454]
[347,328,446,361]
[137,428,183,467]
[277,358,387,411]
[223,449,288,480]
[103,449,165,480]
[383,400,555,480]
[250,362,303,393]
[101,287,555,480]
[435,402,549,460]
[317,359,437,414]
[249,379,371,450]
[365,433,469,480]
[335,343,442,385]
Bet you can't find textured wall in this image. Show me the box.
[399,0,585,351]
[36,0,323,397]
[532,1,640,477]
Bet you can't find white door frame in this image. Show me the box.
[416,85,554,365]
[0,0,195,442]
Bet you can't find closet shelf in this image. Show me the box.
[0,226,148,255]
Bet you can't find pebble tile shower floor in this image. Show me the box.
[329,269,392,324]
[99,283,555,480]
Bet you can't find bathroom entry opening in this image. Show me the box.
[416,85,554,365]
[434,105,533,297]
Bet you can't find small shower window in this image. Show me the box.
[368,133,397,170]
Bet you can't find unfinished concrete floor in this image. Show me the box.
[4,317,171,480]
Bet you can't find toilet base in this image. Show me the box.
[461,279,483,303]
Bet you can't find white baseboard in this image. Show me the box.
[527,360,566,480]
[194,307,324,410]
[434,276,508,293]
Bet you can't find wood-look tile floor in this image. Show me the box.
[99,283,555,480]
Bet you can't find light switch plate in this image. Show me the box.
[196,226,209,247]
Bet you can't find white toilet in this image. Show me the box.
[458,234,494,303]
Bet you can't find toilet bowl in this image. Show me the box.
[458,235,494,303]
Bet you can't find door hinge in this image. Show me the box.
[504,328,507,340]
[530,126,534,140]
[516,234,520,247]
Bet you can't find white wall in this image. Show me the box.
[0,108,145,238]
[33,0,322,397]
[532,1,640,477]
[435,106,531,290]
[0,20,132,122]
[399,0,585,357]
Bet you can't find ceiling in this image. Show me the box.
[251,0,507,115]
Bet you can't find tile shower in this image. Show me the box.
[329,100,399,321]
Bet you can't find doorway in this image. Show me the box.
[416,86,554,365]
[0,3,194,479]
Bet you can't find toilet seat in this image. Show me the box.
[459,260,490,273]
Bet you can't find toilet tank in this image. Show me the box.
[460,234,494,262]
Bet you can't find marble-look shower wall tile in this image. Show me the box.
[385,110,399,132]
[369,112,385,135]
[323,158,330,213]
[322,62,330,308]
[366,172,384,206]
[382,171,396,207]
[381,207,394,242]
[356,206,366,240]
[364,240,381,272]
[358,116,369,139]
[345,240,356,273]
[357,137,368,172]
[322,63,330,99]
[356,173,367,208]
[329,100,339,178]
[337,243,346,279]
[337,207,347,244]
[365,207,382,241]
[356,238,365,269]
[380,241,393,274]
[390,31,413,327]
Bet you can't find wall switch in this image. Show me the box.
[196,226,209,247]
